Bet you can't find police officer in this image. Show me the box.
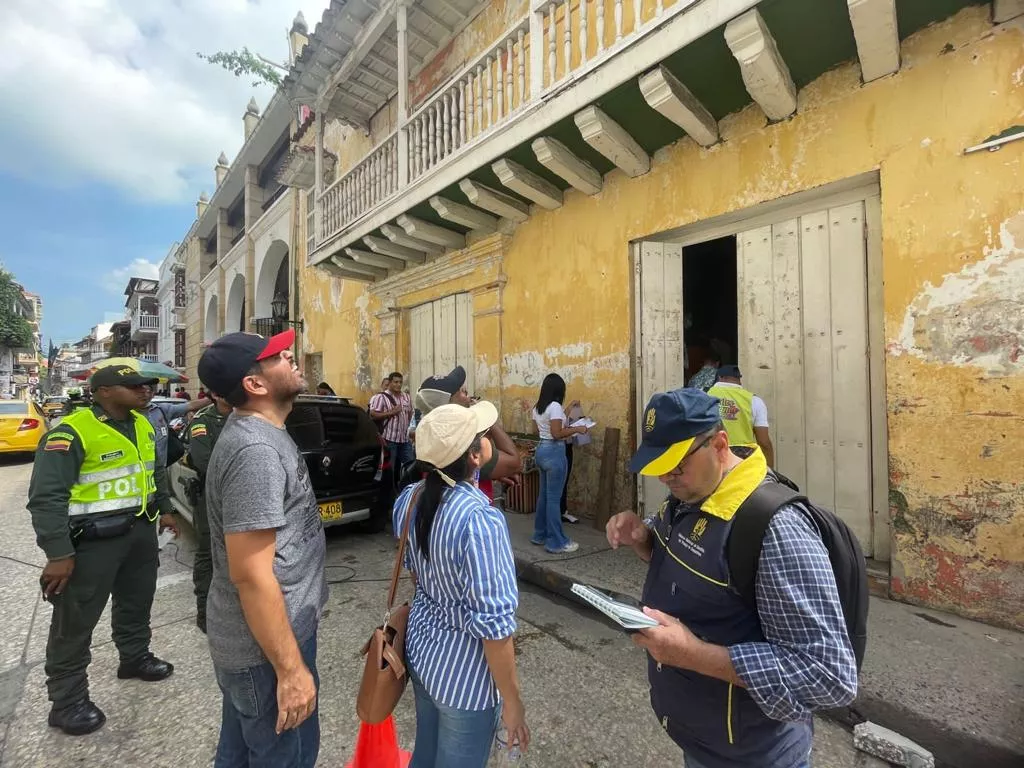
[27,363,178,736]
[183,391,232,633]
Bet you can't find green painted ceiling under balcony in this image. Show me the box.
[364,0,983,236]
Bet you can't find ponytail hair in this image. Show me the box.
[414,435,483,560]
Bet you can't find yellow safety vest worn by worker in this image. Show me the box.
[62,409,158,521]
[707,383,756,447]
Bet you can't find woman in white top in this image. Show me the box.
[530,373,589,553]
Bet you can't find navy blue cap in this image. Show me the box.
[419,365,467,396]
[717,364,742,379]
[629,388,722,476]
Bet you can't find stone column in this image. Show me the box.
[244,165,265,330]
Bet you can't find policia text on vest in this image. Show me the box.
[27,399,178,736]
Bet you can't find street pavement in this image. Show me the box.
[0,456,890,767]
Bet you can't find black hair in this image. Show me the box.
[534,373,566,415]
[224,362,263,407]
[388,372,403,382]
[414,435,483,560]
[317,382,335,395]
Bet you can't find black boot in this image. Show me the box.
[196,611,207,634]
[117,652,174,682]
[48,699,106,736]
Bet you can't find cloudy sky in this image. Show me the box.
[0,0,328,343]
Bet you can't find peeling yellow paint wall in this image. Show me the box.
[305,6,1024,627]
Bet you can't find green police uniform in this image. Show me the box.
[27,404,174,711]
[184,403,229,629]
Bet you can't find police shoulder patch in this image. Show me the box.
[190,423,208,438]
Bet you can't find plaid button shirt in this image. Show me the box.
[728,506,859,722]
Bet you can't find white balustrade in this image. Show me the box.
[317,132,399,244]
[405,18,530,181]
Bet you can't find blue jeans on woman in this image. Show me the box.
[533,439,571,551]
[213,633,320,768]
[409,668,500,768]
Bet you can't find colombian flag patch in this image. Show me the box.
[44,439,72,452]
[190,424,207,438]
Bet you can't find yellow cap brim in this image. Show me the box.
[639,437,695,476]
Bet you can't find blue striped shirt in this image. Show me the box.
[393,480,518,711]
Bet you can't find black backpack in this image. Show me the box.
[726,474,869,670]
[369,392,397,435]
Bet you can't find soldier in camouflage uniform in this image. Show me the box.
[183,392,232,632]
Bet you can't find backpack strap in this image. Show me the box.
[727,482,807,610]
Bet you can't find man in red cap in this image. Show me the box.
[198,329,326,766]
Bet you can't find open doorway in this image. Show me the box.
[682,235,737,380]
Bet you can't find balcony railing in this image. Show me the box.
[140,354,159,362]
[320,132,399,241]
[136,314,159,330]
[312,0,697,250]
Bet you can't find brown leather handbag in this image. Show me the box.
[356,486,421,724]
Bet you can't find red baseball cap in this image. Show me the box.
[198,329,294,397]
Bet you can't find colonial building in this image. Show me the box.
[156,244,187,369]
[122,277,160,361]
[275,0,1024,628]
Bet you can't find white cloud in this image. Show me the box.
[0,0,329,203]
[102,257,160,294]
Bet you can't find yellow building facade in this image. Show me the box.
[294,4,1023,628]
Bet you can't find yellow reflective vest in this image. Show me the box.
[707,383,756,447]
[62,409,158,521]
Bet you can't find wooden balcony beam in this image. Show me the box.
[363,235,427,263]
[429,196,498,232]
[345,247,407,271]
[532,136,603,195]
[492,159,562,210]
[638,66,718,147]
[396,215,467,248]
[330,255,387,279]
[380,224,444,255]
[574,106,650,178]
[724,9,797,122]
[847,0,899,83]
[459,179,530,222]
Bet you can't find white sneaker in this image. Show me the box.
[546,540,579,554]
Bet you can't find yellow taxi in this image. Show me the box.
[0,400,48,455]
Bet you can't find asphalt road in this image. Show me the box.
[0,455,888,767]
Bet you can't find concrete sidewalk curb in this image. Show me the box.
[511,549,1024,768]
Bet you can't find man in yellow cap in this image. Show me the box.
[27,362,178,736]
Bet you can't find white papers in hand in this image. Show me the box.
[570,584,659,631]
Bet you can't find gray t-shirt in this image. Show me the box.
[204,412,327,669]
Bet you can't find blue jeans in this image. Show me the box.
[213,633,320,768]
[388,440,415,472]
[533,440,570,551]
[409,669,500,768]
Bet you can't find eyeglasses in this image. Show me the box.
[662,432,718,477]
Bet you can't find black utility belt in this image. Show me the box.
[70,512,143,544]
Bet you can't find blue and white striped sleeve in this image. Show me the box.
[461,505,518,640]
[392,484,417,570]
[728,506,858,722]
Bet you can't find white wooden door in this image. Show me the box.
[408,294,475,398]
[634,241,685,518]
[737,201,873,554]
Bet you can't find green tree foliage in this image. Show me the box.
[196,48,283,88]
[0,269,33,349]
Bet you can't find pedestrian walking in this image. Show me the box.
[183,391,232,634]
[685,339,729,392]
[530,373,588,554]
[394,402,528,768]
[707,365,775,468]
[606,388,858,768]
[27,362,178,736]
[414,365,522,499]
[370,372,414,469]
[198,328,326,767]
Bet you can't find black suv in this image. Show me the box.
[169,394,395,531]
